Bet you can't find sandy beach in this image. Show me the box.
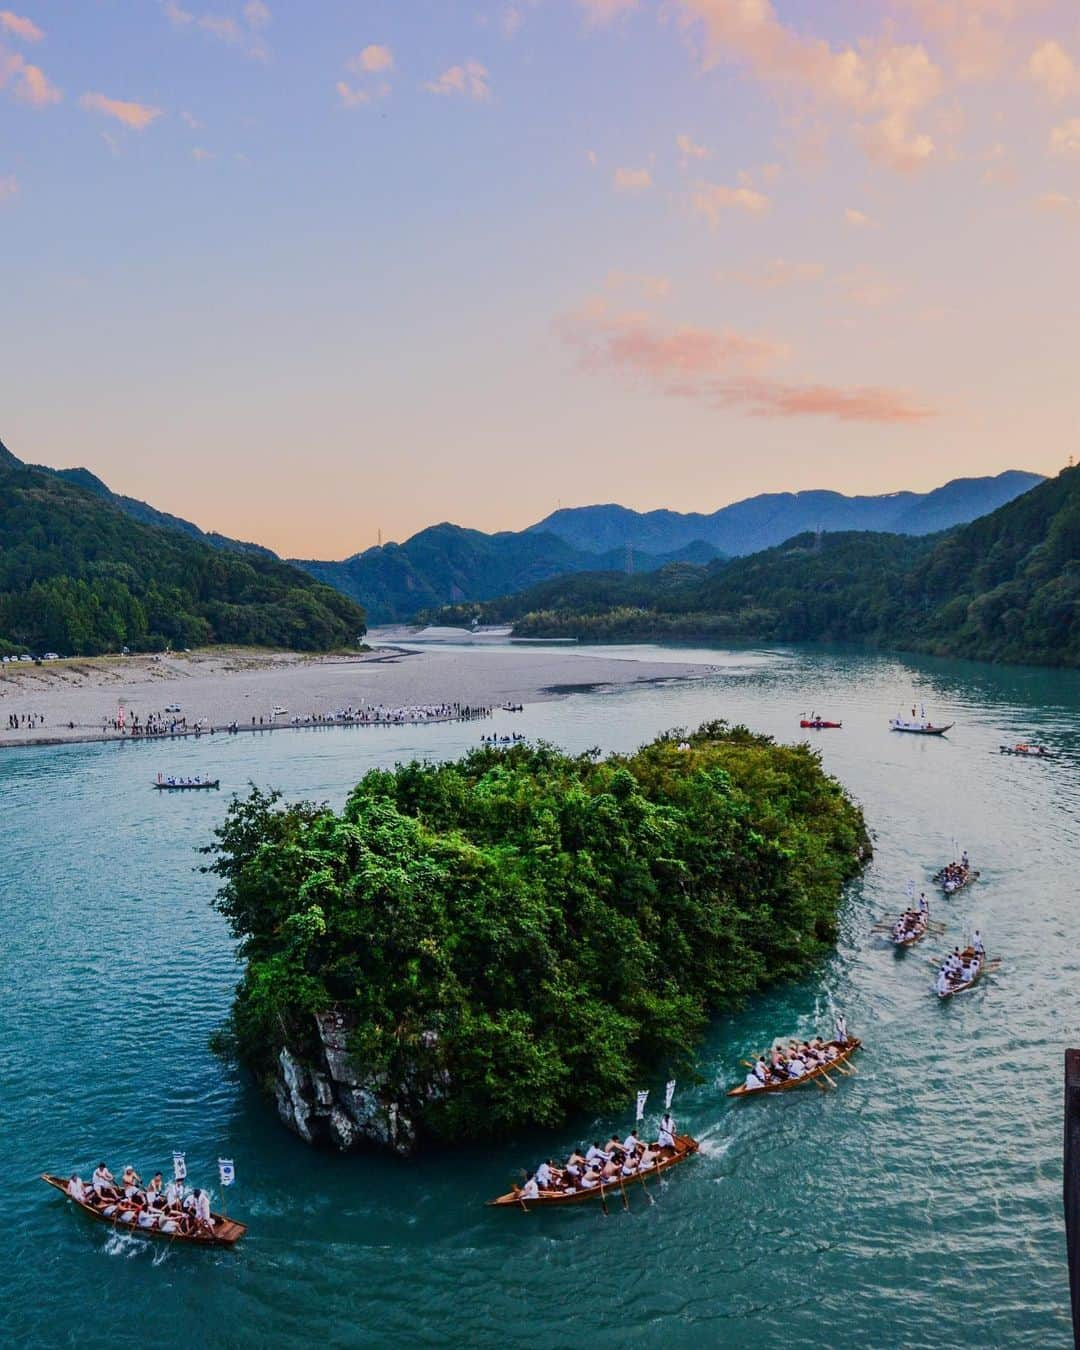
[0,637,706,750]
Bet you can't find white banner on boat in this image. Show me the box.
[664,1079,676,1111]
[218,1158,235,1187]
[635,1089,649,1122]
[172,1151,186,1181]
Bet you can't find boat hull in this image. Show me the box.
[486,1134,698,1208]
[889,723,953,736]
[41,1175,246,1246]
[727,1038,861,1096]
[152,781,220,791]
[800,720,842,729]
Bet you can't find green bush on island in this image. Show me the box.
[0,459,367,654]
[207,723,869,1144]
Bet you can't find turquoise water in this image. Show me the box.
[3,643,1078,1348]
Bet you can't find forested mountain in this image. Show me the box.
[528,471,1043,557]
[447,466,1080,667]
[0,446,366,656]
[45,465,275,558]
[294,524,718,624]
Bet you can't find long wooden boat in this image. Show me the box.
[41,1175,246,1246]
[727,1038,861,1097]
[889,719,953,736]
[152,779,220,791]
[933,867,980,895]
[999,744,1055,758]
[936,947,987,999]
[893,918,928,947]
[800,719,841,729]
[486,1134,699,1209]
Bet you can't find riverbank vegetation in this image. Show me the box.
[0,457,367,654]
[208,724,868,1145]
[435,466,1080,668]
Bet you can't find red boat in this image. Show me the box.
[800,718,842,729]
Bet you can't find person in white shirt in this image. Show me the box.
[936,969,952,996]
[973,931,985,957]
[520,1175,539,1200]
[622,1131,640,1155]
[918,892,930,917]
[787,1056,806,1078]
[744,1070,764,1090]
[657,1112,677,1150]
[67,1174,87,1203]
[193,1188,213,1225]
[585,1142,606,1164]
[834,1014,848,1045]
[164,1178,183,1209]
[535,1161,553,1189]
[92,1163,118,1199]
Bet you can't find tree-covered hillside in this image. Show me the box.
[0,455,367,655]
[446,466,1080,667]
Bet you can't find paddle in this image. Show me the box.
[618,1174,629,1212]
[818,1069,838,1089]
[598,1180,608,1217]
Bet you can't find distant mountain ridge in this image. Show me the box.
[295,524,719,624]
[528,471,1045,557]
[6,438,1045,625]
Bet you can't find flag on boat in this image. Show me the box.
[664,1079,676,1110]
[218,1158,235,1187]
[172,1151,186,1181]
[635,1089,649,1122]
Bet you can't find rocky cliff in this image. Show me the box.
[272,1010,445,1155]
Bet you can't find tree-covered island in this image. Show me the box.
[208,722,869,1154]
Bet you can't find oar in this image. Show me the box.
[598,1180,609,1217]
[618,1174,629,1211]
[639,1169,655,1206]
[818,1069,838,1089]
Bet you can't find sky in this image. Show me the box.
[2,1,1078,557]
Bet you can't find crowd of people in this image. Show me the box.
[6,712,45,730]
[739,1016,852,1091]
[935,934,985,996]
[155,773,215,788]
[518,1113,682,1198]
[64,1163,217,1237]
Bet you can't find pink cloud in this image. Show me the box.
[560,296,932,425]
[1049,117,1080,158]
[900,0,1034,81]
[716,378,934,423]
[0,43,59,105]
[424,60,490,100]
[243,0,270,28]
[844,207,875,228]
[336,80,384,109]
[80,91,163,130]
[691,179,769,222]
[676,1,942,173]
[0,10,42,42]
[1026,39,1077,100]
[676,132,708,166]
[613,165,652,191]
[348,43,393,74]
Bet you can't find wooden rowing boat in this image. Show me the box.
[935,947,987,999]
[152,779,220,791]
[727,1038,861,1097]
[933,867,979,894]
[486,1134,699,1208]
[800,719,842,729]
[999,744,1055,758]
[893,919,928,947]
[41,1175,246,1246]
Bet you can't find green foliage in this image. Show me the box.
[207,726,869,1144]
[449,467,1080,667]
[0,461,367,654]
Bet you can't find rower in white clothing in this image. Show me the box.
[972,930,985,957]
[535,1161,553,1189]
[520,1175,540,1200]
[834,1013,848,1045]
[66,1174,88,1203]
[657,1112,676,1149]
[744,1070,764,1090]
[918,892,930,917]
[622,1131,640,1154]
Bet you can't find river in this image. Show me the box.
[2,642,1077,1348]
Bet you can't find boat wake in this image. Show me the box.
[102,1231,141,1260]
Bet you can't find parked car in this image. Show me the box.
[164,703,182,713]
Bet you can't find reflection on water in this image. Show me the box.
[1,643,1077,1348]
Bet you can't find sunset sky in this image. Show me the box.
[2,1,1078,557]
